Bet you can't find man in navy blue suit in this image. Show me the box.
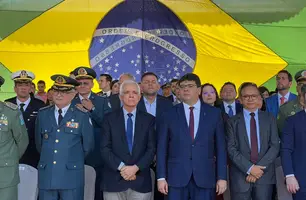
[101,80,156,200]
[156,73,227,200]
[219,82,243,117]
[266,70,297,118]
[281,84,306,200]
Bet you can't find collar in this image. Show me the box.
[55,104,71,115]
[143,96,157,105]
[17,97,31,106]
[79,92,91,101]
[123,107,137,117]
[223,101,235,108]
[278,92,290,100]
[104,90,111,96]
[183,99,201,110]
[243,108,259,118]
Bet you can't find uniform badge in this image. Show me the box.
[290,111,296,115]
[0,114,8,125]
[44,133,49,139]
[66,121,79,128]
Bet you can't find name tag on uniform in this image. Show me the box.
[66,121,79,129]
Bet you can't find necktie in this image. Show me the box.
[250,112,258,163]
[189,107,195,141]
[58,109,63,125]
[280,96,286,105]
[126,113,133,153]
[20,103,25,113]
[228,105,234,117]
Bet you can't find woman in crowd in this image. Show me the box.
[110,80,119,95]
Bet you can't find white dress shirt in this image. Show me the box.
[183,100,201,138]
[278,92,290,107]
[54,104,70,125]
[17,97,31,111]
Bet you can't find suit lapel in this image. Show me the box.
[177,104,191,142]
[194,104,206,142]
[118,109,130,154]
[48,106,58,128]
[258,111,265,156]
[238,113,251,151]
[156,96,162,118]
[132,111,143,154]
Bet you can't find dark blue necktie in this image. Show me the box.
[126,113,133,154]
[228,105,234,117]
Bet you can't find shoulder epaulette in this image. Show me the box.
[75,104,88,113]
[39,105,53,111]
[4,102,18,110]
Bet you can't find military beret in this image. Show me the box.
[51,74,80,91]
[73,66,96,80]
[11,70,35,83]
[0,76,5,87]
[295,70,306,82]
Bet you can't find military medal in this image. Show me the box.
[291,111,295,115]
[44,133,48,139]
[66,121,79,128]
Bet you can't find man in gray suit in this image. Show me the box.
[226,82,280,200]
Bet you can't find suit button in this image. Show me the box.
[54,150,58,153]
[27,119,30,121]
[192,145,195,147]
[5,163,8,166]
[57,129,60,132]
[53,161,56,164]
[55,139,59,143]
[74,165,76,168]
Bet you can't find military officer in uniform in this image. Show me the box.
[277,70,306,136]
[5,70,45,168]
[35,74,94,200]
[71,66,111,200]
[0,76,29,200]
[281,84,306,200]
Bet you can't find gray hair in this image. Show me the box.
[119,80,141,96]
[119,73,135,81]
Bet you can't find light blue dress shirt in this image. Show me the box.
[143,96,157,117]
[244,108,261,174]
[118,107,137,170]
[183,100,201,138]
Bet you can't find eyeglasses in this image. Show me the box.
[241,95,259,100]
[179,84,197,89]
[202,91,216,96]
[77,82,90,86]
[53,90,74,96]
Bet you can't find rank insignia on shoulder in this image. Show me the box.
[39,105,52,111]
[4,102,18,110]
[76,104,88,113]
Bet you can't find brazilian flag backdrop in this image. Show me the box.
[0,0,305,100]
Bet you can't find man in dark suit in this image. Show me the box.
[97,74,112,97]
[219,82,243,117]
[138,72,172,200]
[71,66,111,200]
[109,73,135,111]
[266,70,297,118]
[101,80,156,200]
[281,84,306,200]
[157,73,227,200]
[138,72,173,120]
[226,82,280,200]
[5,70,45,168]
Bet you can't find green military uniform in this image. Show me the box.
[0,101,29,200]
[277,69,306,137]
[277,98,302,137]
